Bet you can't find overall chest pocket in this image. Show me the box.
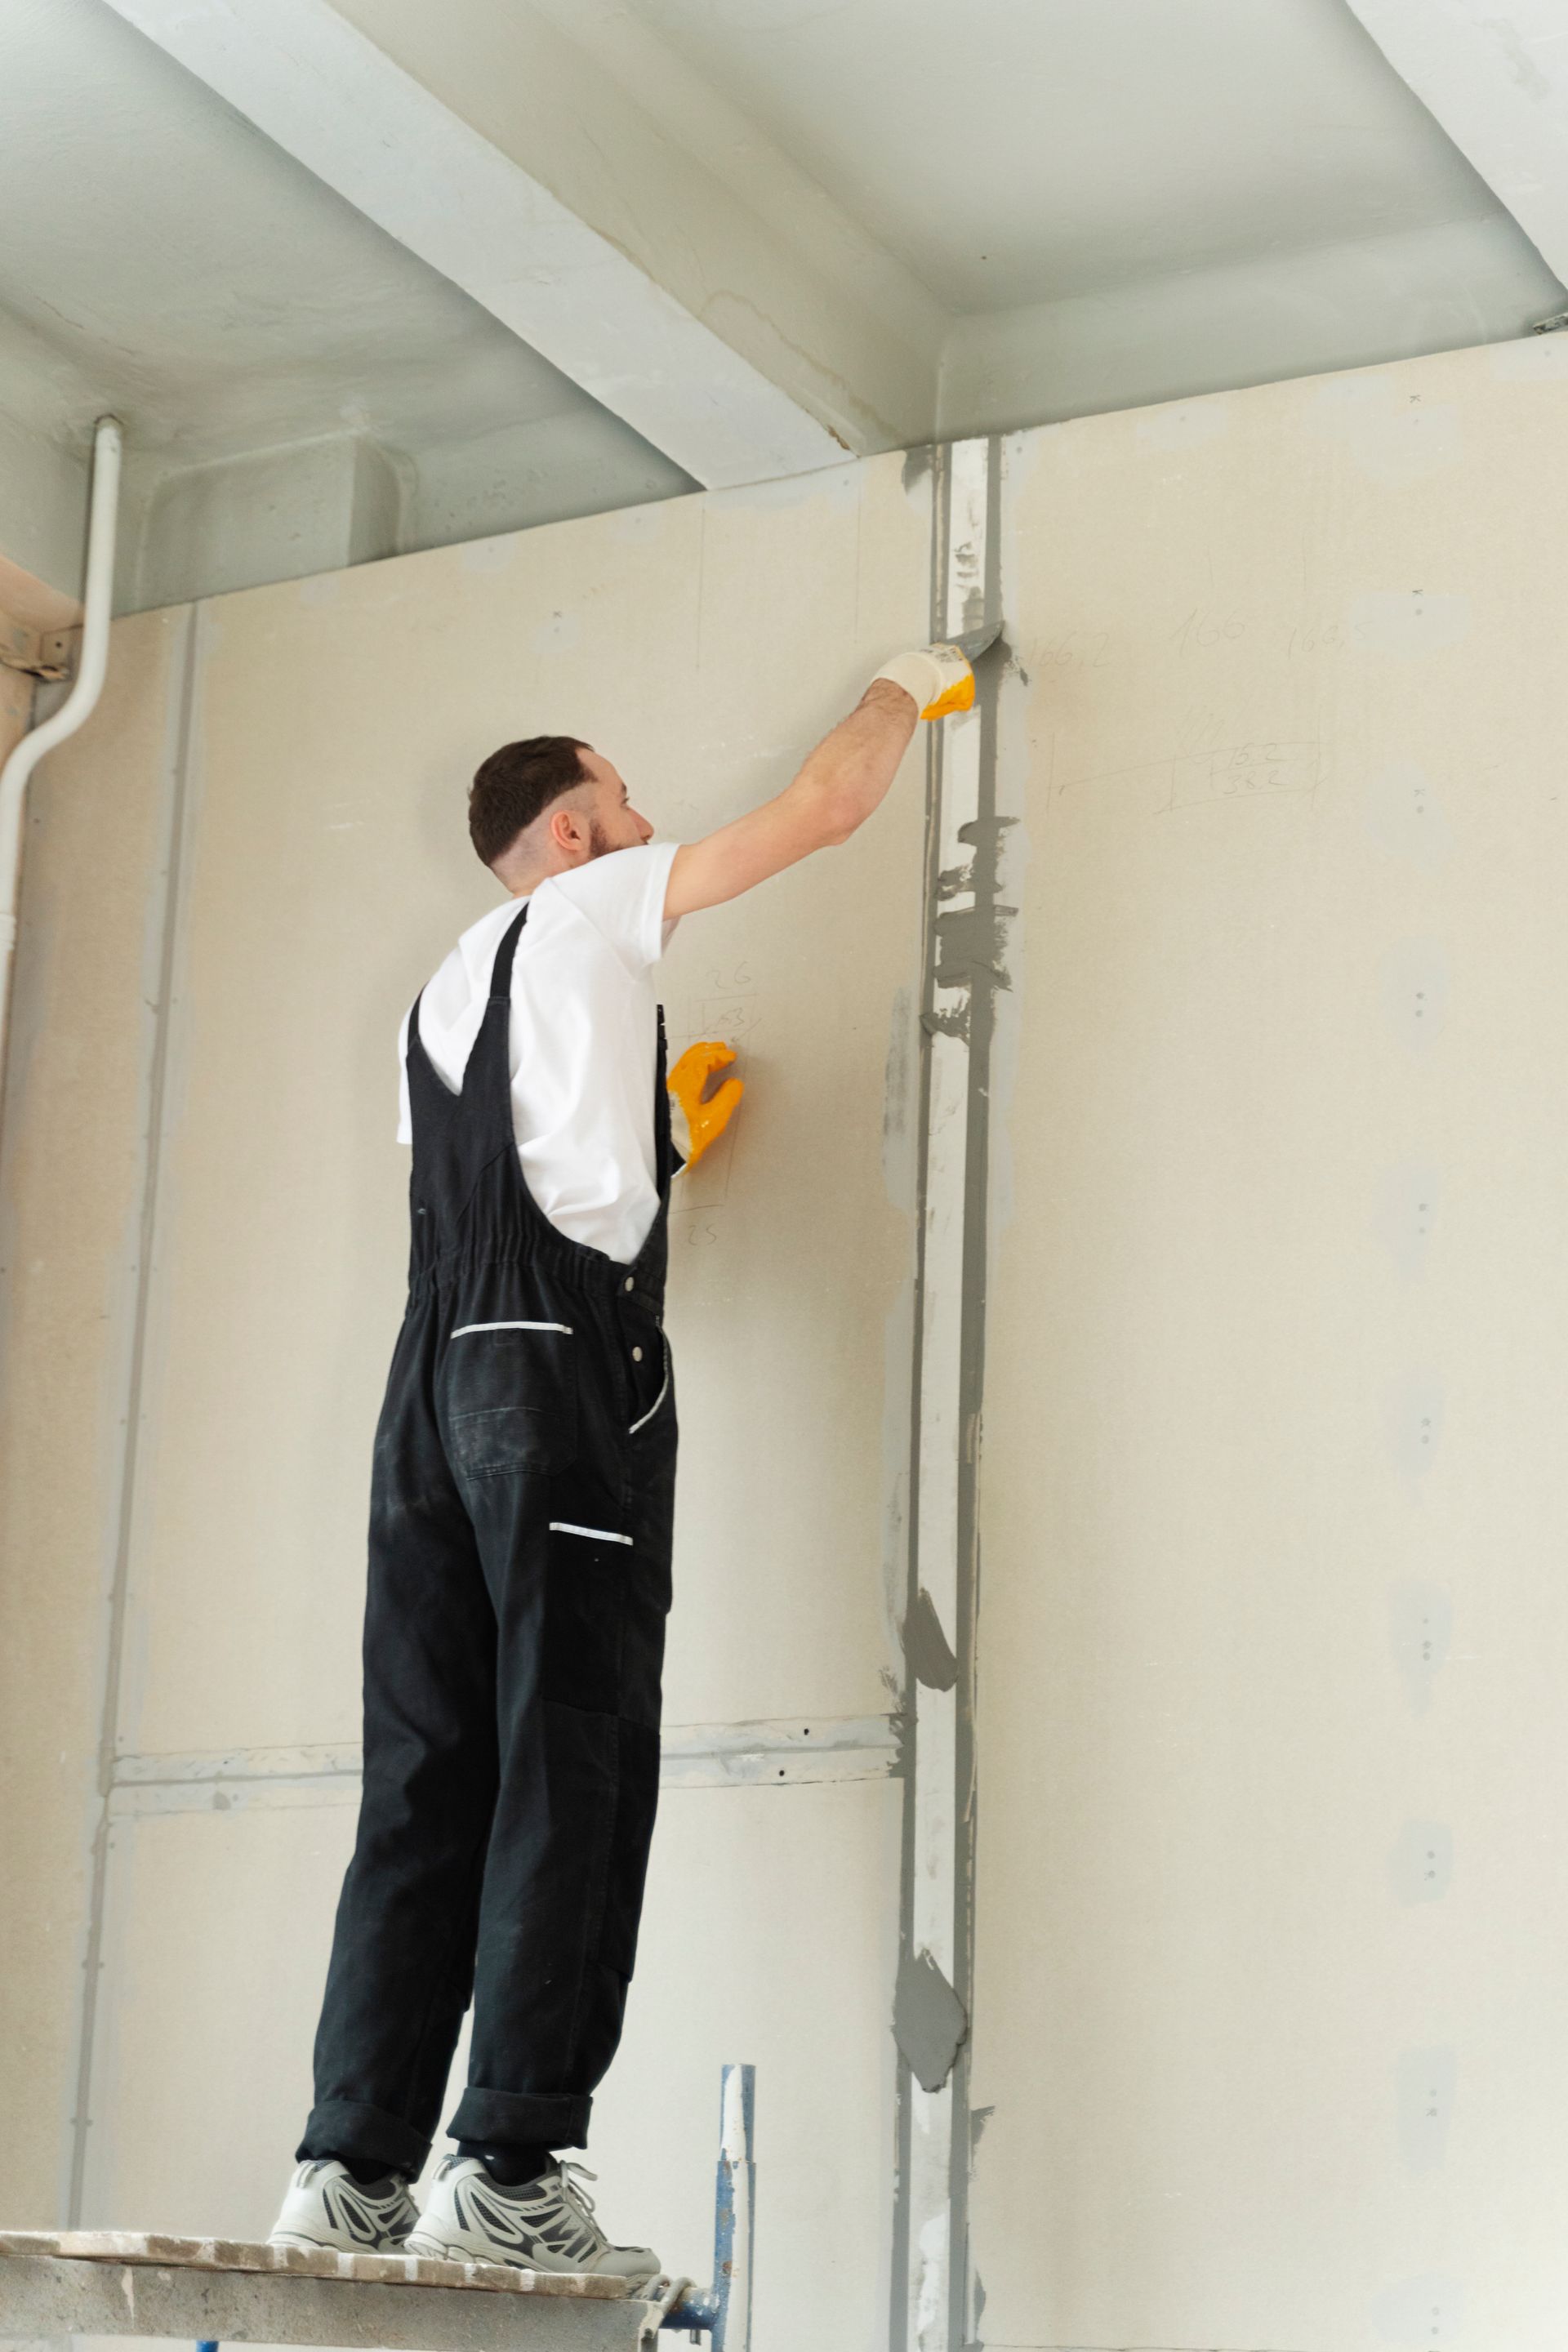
[443,1320,579,1477]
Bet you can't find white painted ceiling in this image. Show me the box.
[623,0,1512,310]
[0,0,681,465]
[0,0,1561,613]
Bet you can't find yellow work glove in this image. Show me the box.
[871,643,977,721]
[668,1040,744,1169]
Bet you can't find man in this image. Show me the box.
[267,638,980,2284]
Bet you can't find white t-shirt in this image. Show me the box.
[398,841,681,1266]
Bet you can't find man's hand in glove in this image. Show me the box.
[668,1040,744,1169]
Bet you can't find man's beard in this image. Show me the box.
[587,817,612,858]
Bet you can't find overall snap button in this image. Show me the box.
[631,1346,644,1362]
[624,1276,635,1293]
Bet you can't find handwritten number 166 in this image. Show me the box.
[1171,608,1246,653]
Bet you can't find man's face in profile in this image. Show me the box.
[577,747,654,858]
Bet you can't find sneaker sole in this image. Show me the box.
[404,2227,657,2289]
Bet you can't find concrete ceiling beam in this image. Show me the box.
[939,212,1561,439]
[98,0,942,488]
[1343,0,1568,296]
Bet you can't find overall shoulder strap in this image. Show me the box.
[653,1004,679,1193]
[489,902,530,1000]
[463,900,531,1127]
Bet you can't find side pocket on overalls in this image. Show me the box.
[626,1325,670,1436]
[540,1490,630,1713]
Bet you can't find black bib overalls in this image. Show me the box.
[299,903,679,2177]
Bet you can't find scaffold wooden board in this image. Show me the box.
[0,2230,686,2352]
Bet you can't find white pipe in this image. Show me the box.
[0,414,124,1108]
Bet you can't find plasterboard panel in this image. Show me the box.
[972,341,1568,2347]
[0,608,187,2222]
[114,453,928,1758]
[78,1773,898,2352]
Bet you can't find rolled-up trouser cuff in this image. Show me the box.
[448,2087,591,2149]
[296,2097,432,2179]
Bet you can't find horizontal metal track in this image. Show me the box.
[109,1714,900,1815]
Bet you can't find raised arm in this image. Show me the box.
[665,644,976,920]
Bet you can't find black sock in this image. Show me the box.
[332,2154,398,2189]
[456,2139,554,2188]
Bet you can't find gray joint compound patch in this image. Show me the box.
[933,817,1018,998]
[934,901,1018,993]
[905,1586,959,1692]
[902,444,937,497]
[894,1947,969,2092]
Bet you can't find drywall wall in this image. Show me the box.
[111,465,927,1761]
[0,453,929,2345]
[0,607,189,2222]
[973,336,1568,2349]
[11,330,1568,2352]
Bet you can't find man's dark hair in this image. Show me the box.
[469,736,590,868]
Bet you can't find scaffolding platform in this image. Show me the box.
[0,2229,687,2351]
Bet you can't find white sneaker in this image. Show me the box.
[268,2158,417,2253]
[405,2155,661,2287]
